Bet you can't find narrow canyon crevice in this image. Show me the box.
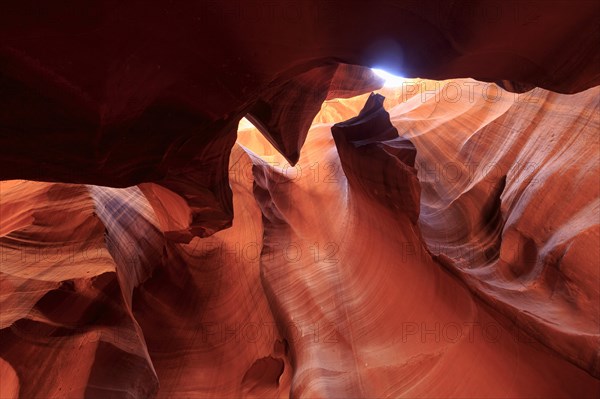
[1,2,599,398]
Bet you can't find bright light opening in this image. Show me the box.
[371,68,406,87]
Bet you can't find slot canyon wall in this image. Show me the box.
[0,1,599,398]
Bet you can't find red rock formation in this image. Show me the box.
[1,1,599,239]
[1,1,599,398]
[239,83,600,397]
[0,182,159,398]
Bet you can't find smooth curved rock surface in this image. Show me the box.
[391,81,600,378]
[238,84,600,397]
[1,1,600,398]
[0,181,159,398]
[1,78,599,397]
